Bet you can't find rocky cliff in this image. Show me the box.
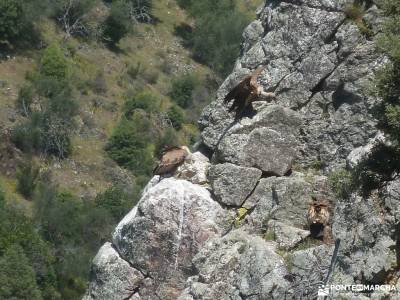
[84,1,400,299]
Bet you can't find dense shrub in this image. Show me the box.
[375,0,400,136]
[0,187,4,208]
[105,114,154,176]
[176,0,250,76]
[353,144,400,196]
[127,62,142,79]
[142,68,159,84]
[0,190,60,299]
[40,44,70,80]
[0,0,47,44]
[328,169,355,199]
[350,0,400,195]
[176,0,192,9]
[344,2,373,37]
[92,71,108,94]
[16,85,34,116]
[16,162,39,199]
[169,74,198,108]
[0,245,42,300]
[154,127,180,157]
[12,113,45,153]
[167,104,185,129]
[33,183,115,299]
[13,97,76,158]
[102,0,131,46]
[95,186,133,221]
[13,45,78,158]
[0,0,26,42]
[123,90,160,116]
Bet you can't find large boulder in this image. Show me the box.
[176,151,210,185]
[83,243,144,300]
[213,105,302,176]
[208,163,262,206]
[178,230,291,300]
[265,220,311,250]
[332,193,397,285]
[85,164,230,300]
[242,173,331,232]
[287,244,335,299]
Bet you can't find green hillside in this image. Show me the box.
[0,0,262,298]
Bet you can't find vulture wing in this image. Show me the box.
[223,75,252,104]
[153,147,188,175]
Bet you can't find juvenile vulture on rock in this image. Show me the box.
[307,197,333,244]
[153,146,190,176]
[223,66,275,117]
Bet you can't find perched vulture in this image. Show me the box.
[153,146,190,176]
[223,66,275,116]
[307,198,330,226]
[307,197,333,243]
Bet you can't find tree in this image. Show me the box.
[40,44,69,80]
[123,0,153,23]
[103,0,131,46]
[0,0,25,42]
[176,0,250,76]
[16,162,40,199]
[350,0,400,195]
[0,199,59,299]
[123,90,160,117]
[13,44,78,159]
[95,186,132,221]
[105,114,154,176]
[169,74,198,108]
[0,245,42,300]
[167,105,185,129]
[51,0,96,39]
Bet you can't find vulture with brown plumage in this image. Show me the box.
[223,66,275,116]
[153,146,190,176]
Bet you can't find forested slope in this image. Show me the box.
[0,0,261,298]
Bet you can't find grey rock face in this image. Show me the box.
[178,230,291,300]
[177,151,210,185]
[213,105,302,175]
[83,243,144,300]
[346,132,386,169]
[112,178,225,299]
[287,244,335,299]
[266,220,311,250]
[85,167,227,300]
[243,173,331,232]
[85,1,398,300]
[332,193,397,285]
[208,163,261,206]
[200,0,384,171]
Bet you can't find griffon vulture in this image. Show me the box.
[307,197,333,243]
[307,198,330,226]
[223,66,275,116]
[153,146,190,176]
